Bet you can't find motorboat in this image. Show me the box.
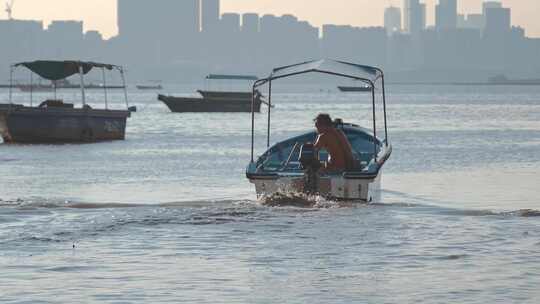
[158,74,264,113]
[137,84,163,90]
[337,85,372,92]
[0,60,132,143]
[246,59,392,202]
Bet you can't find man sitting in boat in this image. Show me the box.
[313,113,355,171]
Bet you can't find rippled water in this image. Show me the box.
[1,84,540,303]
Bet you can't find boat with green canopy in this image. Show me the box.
[0,60,132,143]
[158,74,265,113]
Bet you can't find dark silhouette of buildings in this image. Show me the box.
[384,6,402,35]
[404,0,426,35]
[436,0,457,31]
[0,0,539,82]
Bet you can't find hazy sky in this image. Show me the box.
[7,0,540,38]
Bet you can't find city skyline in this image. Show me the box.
[5,0,540,38]
[1,0,538,83]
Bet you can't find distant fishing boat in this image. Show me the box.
[246,59,392,202]
[0,60,132,143]
[337,85,372,92]
[158,74,265,113]
[488,75,540,86]
[136,84,163,90]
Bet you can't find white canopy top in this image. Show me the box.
[256,59,383,87]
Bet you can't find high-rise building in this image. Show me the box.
[242,13,259,33]
[221,13,240,34]
[201,0,220,33]
[483,1,502,14]
[457,14,484,30]
[404,0,425,34]
[117,0,146,38]
[384,6,401,35]
[435,0,457,30]
[484,6,511,35]
[117,0,199,39]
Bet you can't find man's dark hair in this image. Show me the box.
[314,113,332,126]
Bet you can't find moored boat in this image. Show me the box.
[337,85,372,92]
[158,74,263,113]
[137,84,163,90]
[0,60,132,143]
[246,59,392,202]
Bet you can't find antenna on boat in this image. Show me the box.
[5,0,14,20]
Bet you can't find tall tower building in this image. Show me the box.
[384,6,402,35]
[404,0,425,35]
[117,0,199,38]
[484,5,511,35]
[435,0,457,30]
[242,13,260,33]
[117,0,146,38]
[201,0,220,33]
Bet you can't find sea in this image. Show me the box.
[1,82,540,303]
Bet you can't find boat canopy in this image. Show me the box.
[206,74,258,81]
[13,60,118,81]
[249,59,389,163]
[255,59,383,87]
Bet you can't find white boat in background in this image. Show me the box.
[246,59,392,202]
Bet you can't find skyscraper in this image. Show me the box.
[404,0,425,35]
[117,0,199,38]
[201,0,220,33]
[384,6,402,35]
[484,5,511,35]
[242,13,260,34]
[435,0,457,31]
[221,13,240,34]
[483,1,503,14]
[117,0,146,38]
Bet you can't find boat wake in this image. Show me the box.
[260,192,357,208]
[1,195,539,218]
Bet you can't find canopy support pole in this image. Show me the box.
[9,65,13,104]
[251,84,256,163]
[30,71,33,107]
[120,68,129,109]
[53,81,57,100]
[381,75,388,146]
[102,67,108,110]
[371,85,377,162]
[266,80,272,148]
[79,64,86,106]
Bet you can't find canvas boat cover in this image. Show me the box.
[14,61,117,81]
[259,59,383,85]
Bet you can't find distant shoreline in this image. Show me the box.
[388,81,540,86]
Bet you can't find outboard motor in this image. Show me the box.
[298,143,321,195]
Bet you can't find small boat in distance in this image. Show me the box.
[0,60,132,143]
[488,74,540,86]
[136,84,163,90]
[158,74,264,113]
[246,59,392,202]
[337,85,372,92]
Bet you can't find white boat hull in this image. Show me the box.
[249,171,382,202]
